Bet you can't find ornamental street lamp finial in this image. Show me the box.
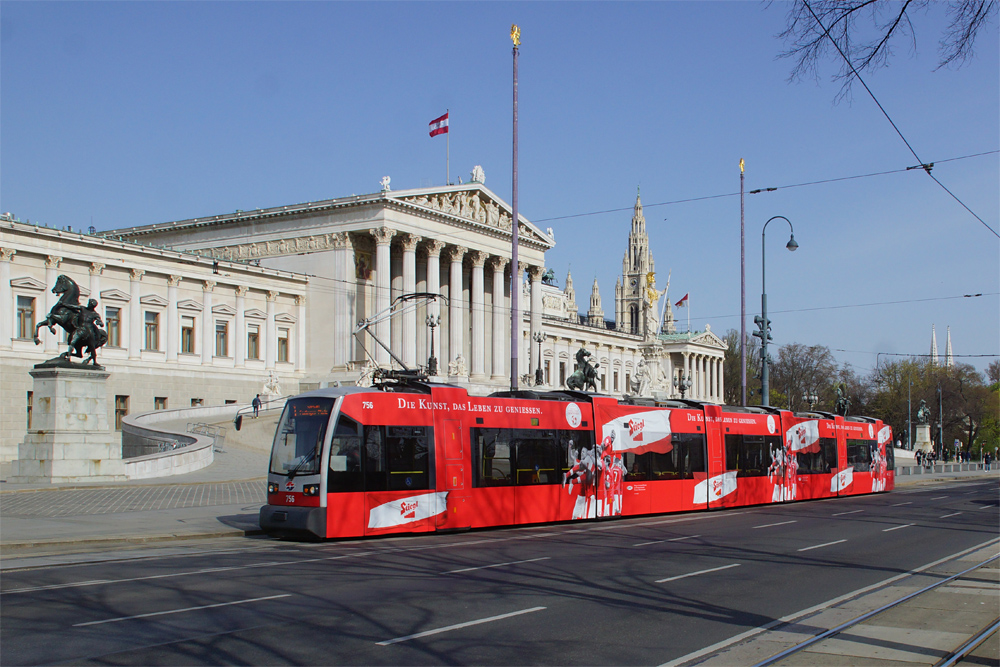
[510,24,520,47]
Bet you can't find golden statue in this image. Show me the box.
[643,271,666,337]
[511,24,521,47]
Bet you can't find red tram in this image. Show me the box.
[259,383,894,539]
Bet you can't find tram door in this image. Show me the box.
[441,419,469,528]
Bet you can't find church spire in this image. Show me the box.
[930,324,939,366]
[588,277,604,327]
[564,269,577,317]
[945,326,954,368]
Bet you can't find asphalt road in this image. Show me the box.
[2,478,997,666]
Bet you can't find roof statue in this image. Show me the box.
[470,165,485,184]
[380,176,391,192]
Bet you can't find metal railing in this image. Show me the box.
[122,424,197,459]
[187,422,227,452]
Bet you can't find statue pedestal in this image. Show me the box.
[913,423,933,454]
[11,366,126,483]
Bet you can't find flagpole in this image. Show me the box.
[740,158,746,406]
[446,108,450,185]
[687,294,690,334]
[510,25,520,391]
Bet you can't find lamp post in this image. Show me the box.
[426,315,440,376]
[803,392,818,410]
[532,331,546,386]
[674,373,693,399]
[755,216,798,407]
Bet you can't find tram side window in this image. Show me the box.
[623,451,649,481]
[648,433,706,480]
[796,438,838,474]
[363,425,387,491]
[327,414,364,492]
[515,430,559,484]
[725,434,780,477]
[472,428,514,487]
[386,426,433,492]
[847,439,874,472]
[885,444,895,471]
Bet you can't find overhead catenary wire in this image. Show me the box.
[530,150,998,224]
[800,0,998,238]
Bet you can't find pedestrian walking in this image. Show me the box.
[985,452,992,471]
[252,394,261,418]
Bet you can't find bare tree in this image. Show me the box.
[770,342,839,411]
[723,328,761,405]
[777,0,998,99]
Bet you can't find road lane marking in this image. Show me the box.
[753,520,797,529]
[442,557,550,574]
[833,509,864,516]
[980,504,996,510]
[930,496,948,500]
[376,606,546,645]
[891,502,912,507]
[73,594,292,627]
[883,523,915,532]
[798,539,847,552]
[656,563,740,583]
[633,535,701,547]
[939,512,963,518]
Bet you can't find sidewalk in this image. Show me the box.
[2,446,997,562]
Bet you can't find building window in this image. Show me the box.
[247,325,260,360]
[16,296,35,339]
[559,362,566,387]
[115,395,129,430]
[191,398,203,407]
[154,397,167,410]
[626,373,631,393]
[277,327,289,363]
[181,316,195,354]
[215,320,228,357]
[601,373,607,391]
[106,307,121,347]
[144,311,160,351]
[26,391,33,429]
[544,360,551,385]
[614,371,619,393]
[225,399,236,405]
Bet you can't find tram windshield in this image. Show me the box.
[269,397,335,476]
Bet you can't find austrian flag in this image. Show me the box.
[675,293,689,308]
[429,112,449,137]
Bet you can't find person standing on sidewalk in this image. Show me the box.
[252,394,262,418]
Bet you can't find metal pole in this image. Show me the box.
[446,108,450,186]
[759,215,796,408]
[510,26,520,391]
[907,376,912,450]
[740,159,746,406]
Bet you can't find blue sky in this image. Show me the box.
[2,2,997,376]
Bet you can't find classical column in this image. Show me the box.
[44,256,62,354]
[371,226,396,366]
[201,280,215,365]
[528,266,544,379]
[128,268,144,359]
[424,241,445,375]
[448,245,467,375]
[717,357,724,402]
[331,233,353,368]
[490,257,509,381]
[166,275,181,362]
[0,248,14,349]
[265,290,277,369]
[89,263,104,309]
[401,234,421,367]
[468,251,488,380]
[296,294,307,371]
[235,285,247,367]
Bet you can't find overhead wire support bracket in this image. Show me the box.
[353,292,449,385]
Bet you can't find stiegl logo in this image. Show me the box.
[628,418,645,441]
[400,500,418,519]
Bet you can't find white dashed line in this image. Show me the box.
[377,607,546,645]
[656,563,740,583]
[798,539,847,552]
[442,557,550,575]
[74,594,291,626]
[883,523,915,532]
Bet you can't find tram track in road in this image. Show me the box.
[667,540,1000,667]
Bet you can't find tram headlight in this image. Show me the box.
[303,484,320,496]
[267,482,278,494]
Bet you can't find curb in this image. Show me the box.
[0,527,266,555]
[0,477,266,495]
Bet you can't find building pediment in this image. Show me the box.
[140,294,168,308]
[244,308,267,320]
[212,303,237,316]
[10,276,46,291]
[177,299,203,312]
[392,184,554,249]
[275,312,296,324]
[101,288,131,302]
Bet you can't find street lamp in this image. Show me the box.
[674,372,693,399]
[426,315,440,376]
[532,331,546,386]
[755,215,798,407]
[803,392,818,410]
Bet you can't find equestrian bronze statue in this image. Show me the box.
[565,347,600,392]
[34,274,108,367]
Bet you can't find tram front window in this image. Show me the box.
[269,398,335,476]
